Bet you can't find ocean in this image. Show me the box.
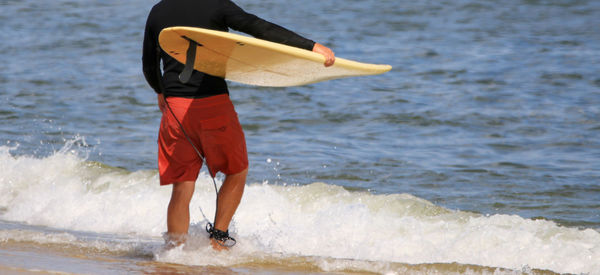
[1,0,599,274]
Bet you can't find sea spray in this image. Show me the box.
[0,145,599,274]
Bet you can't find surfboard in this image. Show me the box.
[158,26,392,87]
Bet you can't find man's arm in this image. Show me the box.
[142,14,164,94]
[221,0,335,66]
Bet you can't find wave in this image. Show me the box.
[0,144,598,274]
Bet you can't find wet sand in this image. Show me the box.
[0,241,560,275]
[0,241,335,275]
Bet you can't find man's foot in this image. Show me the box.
[206,223,236,251]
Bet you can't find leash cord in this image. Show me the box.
[163,97,219,223]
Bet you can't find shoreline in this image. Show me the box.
[0,240,561,275]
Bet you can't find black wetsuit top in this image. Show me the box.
[143,0,315,98]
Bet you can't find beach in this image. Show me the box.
[1,0,599,274]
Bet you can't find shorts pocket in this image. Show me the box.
[199,115,235,145]
[200,115,229,131]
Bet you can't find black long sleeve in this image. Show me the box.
[142,16,163,94]
[142,0,315,98]
[220,0,315,51]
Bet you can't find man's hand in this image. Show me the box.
[157,93,166,112]
[312,43,335,67]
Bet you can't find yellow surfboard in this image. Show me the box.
[158,26,392,87]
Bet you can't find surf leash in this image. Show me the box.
[163,97,236,248]
[206,222,237,247]
[157,38,236,248]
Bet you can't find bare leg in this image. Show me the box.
[166,180,195,246]
[211,168,248,250]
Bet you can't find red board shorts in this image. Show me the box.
[158,94,248,185]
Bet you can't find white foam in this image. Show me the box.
[0,145,599,274]
[0,228,157,257]
[0,146,168,236]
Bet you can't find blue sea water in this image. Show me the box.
[1,0,600,274]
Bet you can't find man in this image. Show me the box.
[142,0,335,250]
